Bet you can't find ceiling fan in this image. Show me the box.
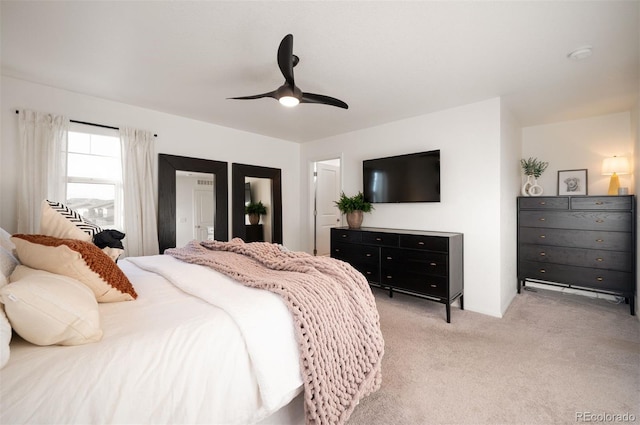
[228,34,348,109]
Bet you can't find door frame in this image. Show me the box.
[308,154,343,256]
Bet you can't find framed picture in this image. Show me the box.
[557,169,588,195]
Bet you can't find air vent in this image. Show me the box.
[197,180,213,186]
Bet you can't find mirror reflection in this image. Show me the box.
[232,163,282,244]
[244,177,273,242]
[176,171,216,247]
[158,154,228,253]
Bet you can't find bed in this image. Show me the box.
[0,211,384,425]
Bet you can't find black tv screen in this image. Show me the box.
[363,150,440,203]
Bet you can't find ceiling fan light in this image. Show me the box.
[279,96,299,107]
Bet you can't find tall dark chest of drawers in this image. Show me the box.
[330,227,463,322]
[517,195,636,315]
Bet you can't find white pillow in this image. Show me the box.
[1,266,103,346]
[0,306,10,369]
[0,246,20,282]
[40,200,103,242]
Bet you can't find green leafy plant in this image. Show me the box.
[245,201,267,215]
[520,157,549,178]
[334,191,373,214]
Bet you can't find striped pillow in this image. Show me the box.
[40,200,103,242]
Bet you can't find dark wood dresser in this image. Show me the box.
[330,227,463,323]
[517,195,636,315]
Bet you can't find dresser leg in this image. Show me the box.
[446,303,451,323]
[460,295,464,310]
[630,297,636,316]
[389,287,393,298]
[517,279,522,294]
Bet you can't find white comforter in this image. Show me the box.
[0,256,303,424]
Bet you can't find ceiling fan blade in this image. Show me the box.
[277,34,295,86]
[228,90,277,100]
[301,92,349,109]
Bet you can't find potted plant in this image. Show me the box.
[334,191,373,229]
[520,157,548,196]
[245,201,267,225]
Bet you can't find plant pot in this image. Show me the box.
[346,210,364,229]
[248,213,260,225]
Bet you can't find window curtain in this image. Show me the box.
[119,128,159,257]
[17,110,69,233]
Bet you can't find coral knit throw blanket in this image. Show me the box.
[166,239,384,425]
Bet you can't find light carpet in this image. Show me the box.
[347,287,639,425]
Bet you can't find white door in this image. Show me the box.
[315,162,341,256]
[194,189,215,241]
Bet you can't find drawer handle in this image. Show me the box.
[386,256,392,260]
[429,284,437,288]
[596,239,604,243]
[429,262,437,266]
[366,253,372,257]
[341,234,347,238]
[418,241,425,245]
[539,201,546,205]
[376,237,382,241]
[596,258,604,262]
[539,252,546,256]
[595,201,603,205]
[539,235,546,239]
[596,277,604,282]
[335,249,340,252]
[595,219,604,223]
[386,275,393,279]
[539,218,546,222]
[366,271,372,275]
[539,269,546,273]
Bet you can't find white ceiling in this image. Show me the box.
[1,1,638,143]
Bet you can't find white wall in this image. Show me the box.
[0,76,303,251]
[499,103,522,315]
[301,98,507,317]
[522,112,634,196]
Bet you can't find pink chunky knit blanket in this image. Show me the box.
[166,239,384,425]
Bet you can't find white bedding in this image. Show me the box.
[0,256,303,424]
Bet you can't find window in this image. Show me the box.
[65,124,123,230]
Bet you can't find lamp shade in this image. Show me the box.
[602,156,630,176]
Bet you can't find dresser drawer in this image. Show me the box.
[361,231,399,246]
[518,227,633,251]
[353,264,380,283]
[331,242,378,265]
[382,247,447,276]
[519,211,631,232]
[331,228,361,243]
[381,271,448,298]
[571,196,632,210]
[519,244,632,271]
[519,197,569,210]
[399,234,448,251]
[519,261,633,293]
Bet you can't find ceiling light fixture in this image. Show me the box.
[279,96,300,107]
[567,45,593,61]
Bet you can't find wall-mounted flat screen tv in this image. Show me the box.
[363,149,440,203]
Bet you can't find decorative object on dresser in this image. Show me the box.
[517,195,636,315]
[245,201,267,225]
[520,157,549,196]
[601,156,630,195]
[334,192,373,229]
[331,227,463,323]
[557,169,588,196]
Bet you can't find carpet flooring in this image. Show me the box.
[347,287,639,425]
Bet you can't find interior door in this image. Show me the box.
[315,162,341,256]
[194,189,215,241]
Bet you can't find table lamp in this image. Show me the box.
[601,156,630,195]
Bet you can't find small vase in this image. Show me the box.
[248,213,260,225]
[528,178,544,196]
[521,175,534,196]
[346,210,364,229]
